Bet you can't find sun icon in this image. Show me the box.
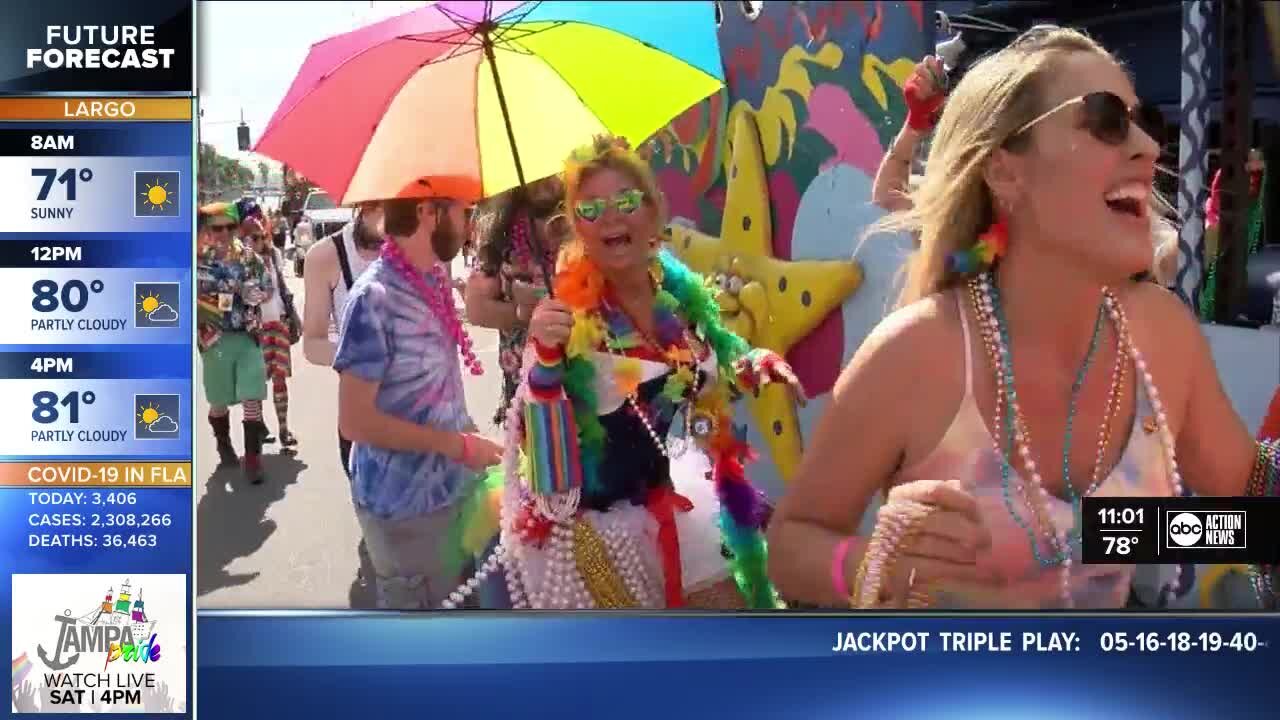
[138,292,161,316]
[138,402,160,426]
[140,178,173,212]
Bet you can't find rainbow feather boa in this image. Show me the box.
[550,248,778,608]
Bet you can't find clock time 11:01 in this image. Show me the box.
[1097,507,1144,526]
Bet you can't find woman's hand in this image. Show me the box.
[903,55,947,131]
[734,349,808,407]
[511,279,546,309]
[528,298,573,348]
[766,357,807,408]
[864,479,994,606]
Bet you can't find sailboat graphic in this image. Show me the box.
[64,579,157,639]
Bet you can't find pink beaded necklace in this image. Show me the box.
[509,213,553,276]
[380,238,483,376]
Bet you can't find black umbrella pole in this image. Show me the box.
[483,36,555,295]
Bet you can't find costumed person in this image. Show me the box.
[302,200,383,478]
[463,176,569,426]
[247,215,301,449]
[871,55,946,213]
[1200,148,1267,320]
[333,191,503,609]
[271,208,288,250]
[197,200,273,484]
[767,26,1277,610]
[442,136,803,610]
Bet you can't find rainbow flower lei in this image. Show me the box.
[552,247,778,609]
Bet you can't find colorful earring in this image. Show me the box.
[946,214,1009,274]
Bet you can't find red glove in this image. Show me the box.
[904,73,946,131]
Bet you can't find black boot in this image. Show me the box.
[242,420,267,485]
[209,415,238,468]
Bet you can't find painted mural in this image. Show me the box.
[643,0,926,496]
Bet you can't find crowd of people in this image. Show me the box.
[197,26,1280,612]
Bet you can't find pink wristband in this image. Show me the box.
[831,536,857,598]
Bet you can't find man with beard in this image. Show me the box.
[334,194,503,609]
[302,200,383,477]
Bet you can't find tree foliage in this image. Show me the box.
[197,142,254,202]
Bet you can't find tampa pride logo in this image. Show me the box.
[35,579,160,671]
[1168,512,1203,547]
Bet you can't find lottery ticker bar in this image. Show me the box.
[3,1,194,714]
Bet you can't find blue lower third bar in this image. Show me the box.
[196,614,1278,718]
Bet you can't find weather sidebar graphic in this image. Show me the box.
[0,69,194,715]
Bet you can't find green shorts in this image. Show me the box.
[201,332,268,407]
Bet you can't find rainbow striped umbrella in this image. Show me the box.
[255,1,723,204]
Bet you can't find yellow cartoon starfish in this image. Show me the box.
[666,110,862,482]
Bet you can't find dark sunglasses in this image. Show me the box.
[1013,91,1141,146]
[208,223,234,233]
[574,189,644,222]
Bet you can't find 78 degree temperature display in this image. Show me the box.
[1100,534,1140,557]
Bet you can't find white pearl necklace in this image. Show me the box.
[972,275,1185,608]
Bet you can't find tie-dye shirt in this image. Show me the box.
[333,257,474,520]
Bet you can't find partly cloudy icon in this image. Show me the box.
[147,415,178,434]
[135,283,181,329]
[147,303,179,323]
[135,395,180,440]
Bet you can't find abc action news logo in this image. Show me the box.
[1166,511,1246,549]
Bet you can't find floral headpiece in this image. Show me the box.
[567,134,632,167]
[199,201,237,223]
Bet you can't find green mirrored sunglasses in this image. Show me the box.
[574,188,644,222]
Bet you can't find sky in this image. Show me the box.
[197,1,425,175]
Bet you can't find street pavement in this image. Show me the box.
[195,256,502,609]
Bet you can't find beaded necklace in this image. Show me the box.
[598,278,704,458]
[380,239,483,376]
[991,281,1110,559]
[969,273,1184,608]
[509,213,555,277]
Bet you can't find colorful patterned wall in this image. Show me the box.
[644,0,929,498]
